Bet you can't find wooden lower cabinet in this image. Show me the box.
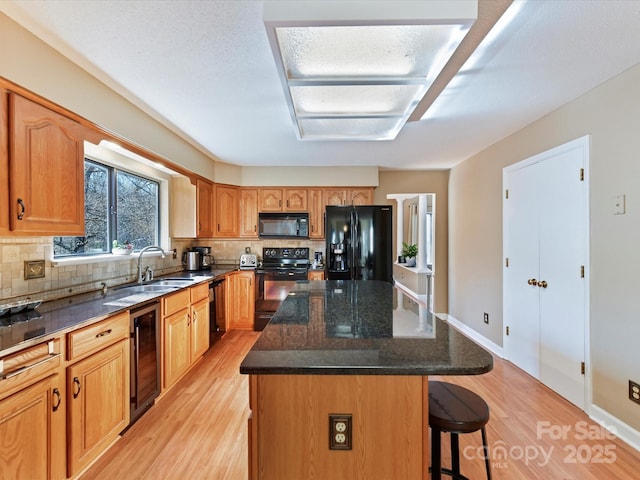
[163,285,210,389]
[163,307,191,388]
[0,373,65,480]
[308,270,325,280]
[191,297,210,360]
[226,271,255,330]
[248,374,428,480]
[67,339,129,477]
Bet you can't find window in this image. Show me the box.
[54,159,160,257]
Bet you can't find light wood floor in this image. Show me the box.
[80,330,640,480]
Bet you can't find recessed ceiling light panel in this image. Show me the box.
[264,0,477,140]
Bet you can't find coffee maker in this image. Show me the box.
[329,243,346,271]
[192,246,213,269]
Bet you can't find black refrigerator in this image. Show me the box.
[325,205,393,283]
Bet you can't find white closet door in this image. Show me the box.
[503,137,588,410]
[504,162,541,379]
[538,148,586,410]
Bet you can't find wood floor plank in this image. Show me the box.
[80,330,640,479]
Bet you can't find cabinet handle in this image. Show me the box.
[95,328,112,338]
[538,280,548,288]
[73,377,81,399]
[187,313,191,326]
[52,388,61,412]
[193,311,198,323]
[17,198,25,220]
[217,224,220,232]
[527,278,538,286]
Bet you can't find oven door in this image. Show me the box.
[255,269,307,331]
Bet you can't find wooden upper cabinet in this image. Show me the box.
[196,179,214,237]
[0,90,8,234]
[350,188,373,205]
[259,188,308,212]
[258,189,282,212]
[240,188,258,237]
[284,189,307,211]
[324,188,373,206]
[308,188,324,239]
[9,94,85,235]
[214,184,239,237]
[324,189,347,206]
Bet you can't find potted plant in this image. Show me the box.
[401,242,418,267]
[112,240,134,255]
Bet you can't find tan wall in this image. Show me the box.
[376,170,449,312]
[449,62,640,430]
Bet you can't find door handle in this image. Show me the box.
[538,280,548,288]
[527,278,538,286]
[52,388,62,412]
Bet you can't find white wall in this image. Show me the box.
[449,62,640,431]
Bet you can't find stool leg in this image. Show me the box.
[450,433,460,477]
[481,427,492,480]
[431,428,442,480]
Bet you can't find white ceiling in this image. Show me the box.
[2,0,640,169]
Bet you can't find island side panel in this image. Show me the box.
[250,374,429,480]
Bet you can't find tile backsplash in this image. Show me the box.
[0,236,325,305]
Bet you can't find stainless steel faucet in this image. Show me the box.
[137,246,166,283]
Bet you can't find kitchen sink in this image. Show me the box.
[116,284,179,294]
[150,280,195,287]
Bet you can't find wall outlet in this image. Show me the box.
[329,414,352,450]
[629,380,640,405]
[483,312,489,324]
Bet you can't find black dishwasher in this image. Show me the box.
[129,301,160,425]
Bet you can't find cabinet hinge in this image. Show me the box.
[506,326,510,336]
[505,189,509,199]
[581,361,585,375]
[580,168,584,181]
[580,265,585,278]
[505,258,509,267]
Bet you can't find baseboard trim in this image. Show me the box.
[436,313,505,358]
[589,404,640,452]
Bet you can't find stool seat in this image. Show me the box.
[429,381,490,433]
[429,381,491,480]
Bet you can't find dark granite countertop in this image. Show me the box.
[0,267,237,356]
[240,280,493,376]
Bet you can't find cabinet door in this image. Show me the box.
[214,185,239,237]
[308,270,325,280]
[191,298,210,360]
[308,189,324,239]
[324,189,347,206]
[196,179,214,237]
[350,188,373,205]
[163,308,191,388]
[0,89,8,234]
[240,188,259,237]
[258,189,283,212]
[9,94,85,235]
[284,189,307,211]
[226,271,255,330]
[0,374,65,480]
[67,340,129,477]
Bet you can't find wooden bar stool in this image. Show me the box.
[428,381,492,480]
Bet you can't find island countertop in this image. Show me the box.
[240,280,493,376]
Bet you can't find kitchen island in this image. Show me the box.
[240,280,493,480]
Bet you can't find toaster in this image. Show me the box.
[239,254,257,270]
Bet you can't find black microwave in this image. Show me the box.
[258,212,309,238]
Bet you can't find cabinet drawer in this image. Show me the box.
[0,338,61,400]
[190,282,209,303]
[163,288,190,317]
[67,312,129,362]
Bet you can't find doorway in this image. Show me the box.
[503,136,590,410]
